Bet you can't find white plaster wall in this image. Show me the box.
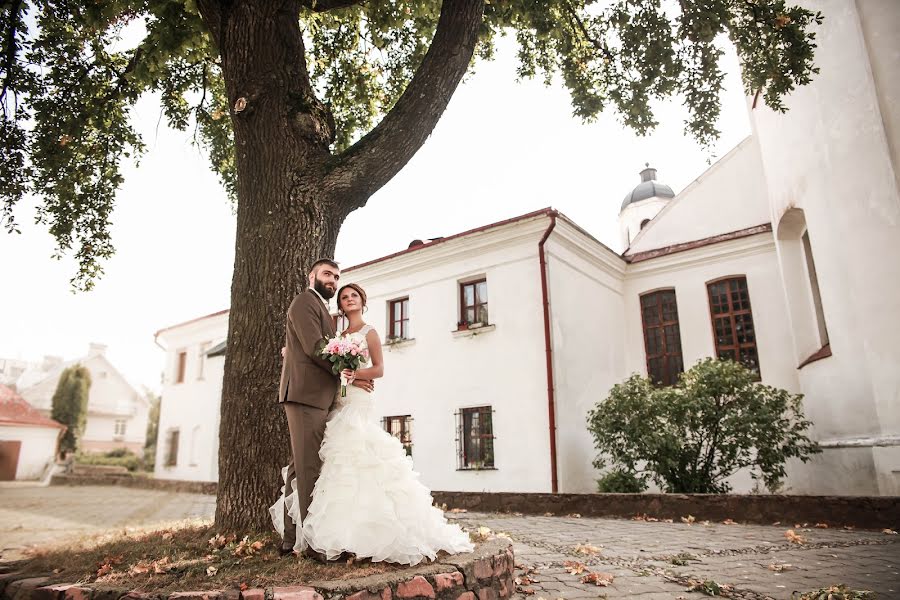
[345,217,554,493]
[154,313,227,482]
[0,425,59,480]
[628,137,770,254]
[544,223,627,493]
[620,197,671,250]
[749,0,900,495]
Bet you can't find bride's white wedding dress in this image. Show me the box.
[270,325,473,565]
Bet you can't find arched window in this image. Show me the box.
[777,208,830,365]
[639,289,684,385]
[707,276,760,376]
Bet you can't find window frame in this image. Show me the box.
[382,415,413,456]
[459,279,489,327]
[388,297,410,340]
[706,275,761,377]
[456,406,496,470]
[164,428,180,467]
[175,351,187,384]
[639,288,685,386]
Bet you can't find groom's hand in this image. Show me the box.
[351,378,375,393]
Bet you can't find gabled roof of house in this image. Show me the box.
[0,384,65,429]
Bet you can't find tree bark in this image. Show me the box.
[197,0,484,533]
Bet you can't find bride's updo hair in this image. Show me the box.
[337,283,367,313]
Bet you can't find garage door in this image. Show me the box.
[0,440,21,480]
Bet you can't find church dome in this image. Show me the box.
[621,164,674,211]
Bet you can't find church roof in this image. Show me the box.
[0,384,65,429]
[620,165,675,211]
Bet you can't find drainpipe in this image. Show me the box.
[538,210,559,493]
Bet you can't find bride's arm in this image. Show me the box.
[350,329,384,380]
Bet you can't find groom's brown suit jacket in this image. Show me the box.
[278,288,338,409]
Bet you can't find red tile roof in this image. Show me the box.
[0,385,66,429]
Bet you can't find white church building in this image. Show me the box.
[153,0,899,496]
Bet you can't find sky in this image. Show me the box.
[0,34,751,393]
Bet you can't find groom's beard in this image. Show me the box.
[314,278,336,300]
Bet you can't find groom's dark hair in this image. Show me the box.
[309,258,339,274]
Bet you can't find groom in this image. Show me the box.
[278,258,374,558]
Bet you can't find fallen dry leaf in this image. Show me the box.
[563,560,587,575]
[581,572,614,587]
[722,519,737,525]
[784,529,806,545]
[517,588,535,596]
[814,523,829,529]
[470,526,492,542]
[681,515,696,525]
[883,528,898,535]
[152,556,172,574]
[662,518,674,523]
[768,563,794,572]
[574,543,602,556]
[240,583,249,592]
[208,534,227,549]
[566,513,582,518]
[206,566,218,576]
[449,508,468,513]
[543,512,555,517]
[162,532,174,540]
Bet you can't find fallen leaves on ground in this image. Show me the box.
[95,555,123,578]
[632,514,659,522]
[784,529,806,545]
[768,563,794,572]
[883,528,898,535]
[566,513,582,518]
[233,536,266,558]
[670,553,698,566]
[208,534,227,549]
[574,543,602,555]
[206,566,218,577]
[563,560,586,575]
[685,579,732,596]
[449,508,468,513]
[722,519,737,525]
[681,515,696,525]
[791,584,876,599]
[469,526,492,542]
[815,523,829,529]
[515,575,540,586]
[581,572,614,586]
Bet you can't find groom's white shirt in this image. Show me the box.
[311,287,330,310]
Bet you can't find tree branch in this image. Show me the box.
[299,0,363,12]
[0,0,24,107]
[325,0,485,210]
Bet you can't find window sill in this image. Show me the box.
[452,324,496,338]
[798,344,832,369]
[457,467,498,471]
[385,338,416,350]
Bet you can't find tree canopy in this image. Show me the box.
[50,364,92,456]
[1,0,822,290]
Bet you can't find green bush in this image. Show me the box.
[597,468,648,493]
[587,358,821,494]
[75,449,143,472]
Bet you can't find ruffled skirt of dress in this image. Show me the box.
[300,388,474,565]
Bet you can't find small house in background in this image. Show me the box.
[16,343,150,455]
[0,384,65,480]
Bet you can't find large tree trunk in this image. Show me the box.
[197,0,484,533]
[205,0,341,532]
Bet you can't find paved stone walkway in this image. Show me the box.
[1,486,897,598]
[448,512,900,599]
[0,484,215,560]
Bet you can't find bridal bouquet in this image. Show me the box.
[318,334,369,397]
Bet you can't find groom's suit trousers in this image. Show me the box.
[283,401,329,548]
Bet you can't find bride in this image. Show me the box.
[271,282,473,565]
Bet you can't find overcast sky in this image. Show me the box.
[0,34,751,392]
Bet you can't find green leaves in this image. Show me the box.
[1,0,823,290]
[587,358,821,494]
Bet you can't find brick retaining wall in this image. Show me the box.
[431,491,900,529]
[0,540,513,600]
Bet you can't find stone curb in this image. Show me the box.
[432,491,900,529]
[0,540,512,600]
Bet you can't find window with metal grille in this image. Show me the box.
[388,298,410,340]
[459,279,488,326]
[707,276,761,376]
[114,419,127,437]
[640,289,684,386]
[382,415,413,456]
[164,429,180,467]
[455,406,495,469]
